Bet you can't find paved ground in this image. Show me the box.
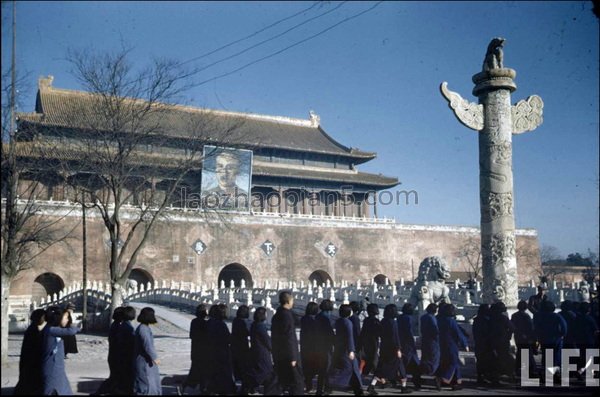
[1,304,596,395]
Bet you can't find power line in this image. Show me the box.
[181,2,348,78]
[190,1,383,88]
[178,2,323,67]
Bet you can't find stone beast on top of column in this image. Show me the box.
[440,37,544,307]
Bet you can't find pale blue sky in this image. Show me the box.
[2,1,598,257]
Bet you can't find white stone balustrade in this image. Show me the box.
[31,275,597,327]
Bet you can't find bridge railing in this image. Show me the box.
[30,277,595,328]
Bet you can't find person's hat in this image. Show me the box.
[66,302,76,310]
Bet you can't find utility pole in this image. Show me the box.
[81,196,88,331]
[10,0,16,140]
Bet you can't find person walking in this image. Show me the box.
[527,285,548,315]
[206,304,236,395]
[349,301,363,363]
[271,291,304,395]
[14,308,46,395]
[489,302,515,383]
[179,304,209,395]
[472,304,492,384]
[511,300,536,378]
[437,303,469,390]
[314,299,335,395]
[398,303,421,390]
[419,303,440,389]
[373,304,411,394]
[93,307,124,395]
[133,307,161,395]
[359,304,382,378]
[231,305,252,391]
[62,303,78,359]
[573,302,598,378]
[40,306,81,395]
[246,307,280,395]
[534,300,567,384]
[116,306,137,394]
[329,304,365,395]
[300,302,320,393]
[558,300,578,349]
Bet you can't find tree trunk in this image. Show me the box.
[1,276,13,366]
[109,282,124,327]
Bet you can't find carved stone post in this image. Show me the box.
[441,38,543,306]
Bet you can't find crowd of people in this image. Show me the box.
[13,287,599,396]
[176,293,474,395]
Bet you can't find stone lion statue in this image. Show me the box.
[578,280,590,303]
[125,279,138,291]
[482,37,505,71]
[409,256,452,308]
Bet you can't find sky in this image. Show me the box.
[2,1,598,258]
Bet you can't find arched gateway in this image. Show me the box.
[128,268,154,288]
[32,272,64,301]
[308,270,333,287]
[218,263,253,288]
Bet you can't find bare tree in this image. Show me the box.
[581,250,599,284]
[533,244,563,285]
[1,36,76,368]
[455,235,482,280]
[30,47,247,324]
[540,244,561,265]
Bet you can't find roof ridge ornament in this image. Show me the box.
[309,110,320,127]
[38,75,54,90]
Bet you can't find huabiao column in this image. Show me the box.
[440,38,544,306]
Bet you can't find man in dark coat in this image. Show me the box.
[511,300,536,378]
[527,285,548,315]
[271,291,304,395]
[398,303,421,389]
[329,304,364,395]
[94,307,124,395]
[437,304,469,390]
[179,304,209,395]
[574,302,599,377]
[472,304,492,383]
[489,302,515,382]
[206,304,236,395]
[14,309,46,396]
[419,303,440,381]
[246,307,280,395]
[231,305,252,390]
[374,304,411,393]
[300,302,319,392]
[558,300,578,349]
[349,301,363,360]
[360,303,382,377]
[314,299,335,395]
[116,306,136,394]
[534,300,567,384]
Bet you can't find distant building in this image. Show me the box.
[541,260,599,284]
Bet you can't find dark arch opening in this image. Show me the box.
[32,272,65,301]
[218,263,253,288]
[128,268,154,287]
[374,274,388,286]
[308,270,333,287]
